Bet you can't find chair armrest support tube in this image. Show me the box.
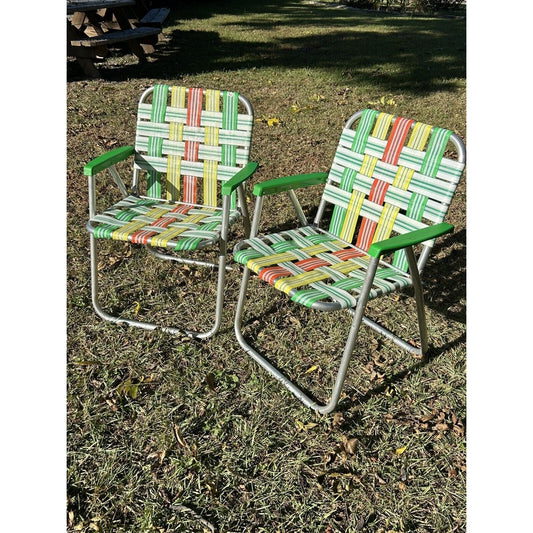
[221,162,259,196]
[367,222,454,258]
[252,172,328,197]
[84,146,135,176]
[287,189,308,226]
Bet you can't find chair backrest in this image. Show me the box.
[316,109,465,272]
[132,85,254,210]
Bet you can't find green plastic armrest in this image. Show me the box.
[221,162,259,196]
[368,222,454,258]
[84,146,135,177]
[252,172,328,197]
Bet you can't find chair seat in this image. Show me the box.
[88,195,241,251]
[234,225,412,311]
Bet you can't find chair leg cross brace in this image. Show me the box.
[234,247,429,414]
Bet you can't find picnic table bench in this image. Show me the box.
[67,0,169,78]
[136,7,169,27]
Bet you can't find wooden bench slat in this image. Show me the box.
[67,0,136,15]
[70,26,160,47]
[137,7,170,26]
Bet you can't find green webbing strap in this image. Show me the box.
[329,109,379,236]
[147,84,169,198]
[393,126,452,271]
[222,91,239,209]
[420,127,452,178]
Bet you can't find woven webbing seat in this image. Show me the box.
[91,196,242,251]
[85,85,257,339]
[233,109,465,413]
[235,226,414,311]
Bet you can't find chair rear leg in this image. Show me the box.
[405,246,429,360]
[357,247,429,360]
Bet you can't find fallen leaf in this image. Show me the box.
[147,450,166,464]
[332,412,344,427]
[295,420,317,432]
[394,446,407,456]
[421,411,437,423]
[305,364,319,374]
[342,436,357,455]
[376,473,387,485]
[116,379,138,399]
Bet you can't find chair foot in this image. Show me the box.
[234,323,342,414]
[91,301,220,339]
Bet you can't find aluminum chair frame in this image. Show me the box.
[86,85,256,339]
[233,110,466,414]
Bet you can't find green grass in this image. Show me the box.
[67,1,466,531]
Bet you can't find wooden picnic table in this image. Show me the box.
[67,0,168,78]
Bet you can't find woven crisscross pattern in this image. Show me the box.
[235,110,464,309]
[90,85,253,251]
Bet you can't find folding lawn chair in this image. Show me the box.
[85,85,257,339]
[233,109,466,413]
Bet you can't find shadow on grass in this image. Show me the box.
[68,0,465,96]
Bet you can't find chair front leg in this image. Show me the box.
[89,233,223,339]
[234,257,380,415]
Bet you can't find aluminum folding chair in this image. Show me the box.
[85,85,257,339]
[233,109,466,413]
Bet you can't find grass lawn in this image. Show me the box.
[67,1,466,531]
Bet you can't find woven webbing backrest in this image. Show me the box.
[321,109,465,271]
[133,85,253,209]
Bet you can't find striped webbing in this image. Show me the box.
[234,226,412,309]
[233,110,464,310]
[324,110,463,272]
[93,195,241,251]
[134,85,252,210]
[90,85,253,251]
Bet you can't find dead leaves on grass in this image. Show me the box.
[419,409,465,437]
[384,408,465,438]
[97,243,132,271]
